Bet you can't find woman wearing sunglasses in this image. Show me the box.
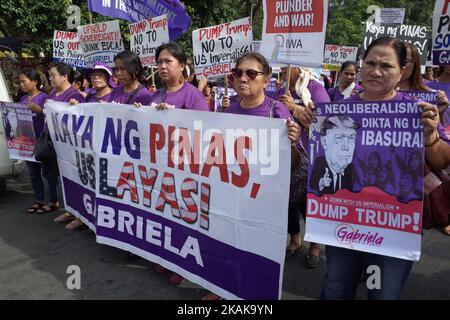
[201,52,301,300]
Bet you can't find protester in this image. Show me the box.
[85,62,115,103]
[18,68,58,214]
[201,52,301,300]
[48,62,85,226]
[321,36,448,300]
[138,42,208,286]
[72,70,87,98]
[327,61,362,102]
[423,66,435,82]
[436,66,450,85]
[111,50,153,104]
[270,66,329,268]
[141,42,208,111]
[398,43,449,117]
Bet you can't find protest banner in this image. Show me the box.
[260,0,328,68]
[129,14,169,67]
[362,21,429,65]
[378,8,405,25]
[44,100,291,299]
[432,0,450,65]
[323,45,358,67]
[53,30,87,69]
[0,102,36,161]
[305,100,424,261]
[78,20,124,67]
[87,0,190,41]
[192,17,253,79]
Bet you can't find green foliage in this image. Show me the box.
[0,0,435,58]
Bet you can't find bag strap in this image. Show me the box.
[268,97,276,118]
[125,84,144,105]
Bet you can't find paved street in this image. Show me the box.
[0,170,449,300]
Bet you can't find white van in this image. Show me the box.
[0,66,24,190]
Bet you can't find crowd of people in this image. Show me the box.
[3,36,450,300]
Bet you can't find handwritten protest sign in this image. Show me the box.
[252,41,262,53]
[44,100,291,299]
[261,0,328,68]
[53,30,87,69]
[323,45,358,66]
[362,21,429,65]
[78,20,124,67]
[192,17,253,79]
[305,100,424,261]
[432,0,450,65]
[129,14,169,67]
[0,102,36,161]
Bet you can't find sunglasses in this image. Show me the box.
[231,68,265,80]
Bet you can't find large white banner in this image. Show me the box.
[192,17,253,79]
[129,15,170,67]
[432,0,450,65]
[78,20,124,67]
[261,0,328,67]
[53,30,87,69]
[44,101,291,300]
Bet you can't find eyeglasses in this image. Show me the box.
[231,68,265,80]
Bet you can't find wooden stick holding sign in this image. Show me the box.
[151,66,156,87]
[224,75,228,96]
[285,65,292,96]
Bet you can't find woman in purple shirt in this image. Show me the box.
[19,68,58,215]
[272,66,330,268]
[111,50,153,105]
[142,42,208,111]
[327,61,363,102]
[321,37,444,300]
[142,42,209,286]
[48,62,85,103]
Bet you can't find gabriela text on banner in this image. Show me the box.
[97,204,204,267]
[266,0,324,33]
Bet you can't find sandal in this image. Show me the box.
[36,202,59,214]
[65,218,85,230]
[27,202,44,214]
[54,212,75,223]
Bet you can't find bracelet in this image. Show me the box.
[425,131,440,148]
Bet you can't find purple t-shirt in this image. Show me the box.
[269,79,331,104]
[143,82,209,111]
[20,91,48,137]
[111,84,153,105]
[346,92,450,144]
[224,96,291,119]
[85,91,113,103]
[327,83,364,102]
[49,86,85,103]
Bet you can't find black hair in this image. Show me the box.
[235,52,271,76]
[340,61,358,73]
[73,70,85,87]
[114,50,143,82]
[363,36,407,68]
[155,42,187,78]
[52,62,75,84]
[19,68,41,89]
